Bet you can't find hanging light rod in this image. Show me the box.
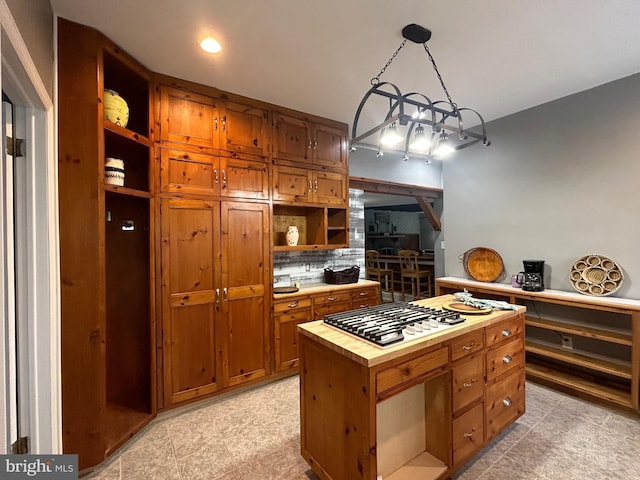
[350,24,490,161]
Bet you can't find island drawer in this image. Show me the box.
[452,401,484,465]
[485,316,523,348]
[486,367,525,440]
[452,354,484,413]
[450,330,484,362]
[376,347,448,395]
[486,338,523,381]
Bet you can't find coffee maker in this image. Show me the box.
[519,260,545,292]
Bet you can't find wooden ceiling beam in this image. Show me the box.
[349,177,442,199]
[416,196,441,231]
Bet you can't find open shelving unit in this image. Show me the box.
[272,204,348,250]
[436,277,640,414]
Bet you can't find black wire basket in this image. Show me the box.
[324,266,360,284]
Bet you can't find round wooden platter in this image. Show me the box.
[274,286,299,294]
[463,247,504,282]
[443,302,492,315]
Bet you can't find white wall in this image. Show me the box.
[443,73,640,299]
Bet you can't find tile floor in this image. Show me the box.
[84,375,640,480]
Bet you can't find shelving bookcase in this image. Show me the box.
[436,277,640,415]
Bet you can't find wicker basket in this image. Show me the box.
[324,266,360,284]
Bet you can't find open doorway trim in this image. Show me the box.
[349,176,442,231]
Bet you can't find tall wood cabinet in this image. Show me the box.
[160,199,270,405]
[58,19,155,470]
[156,79,272,408]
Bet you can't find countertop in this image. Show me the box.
[297,294,525,367]
[273,279,380,300]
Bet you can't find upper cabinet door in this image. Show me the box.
[312,124,347,170]
[274,113,312,163]
[219,156,269,200]
[160,86,219,148]
[221,102,269,156]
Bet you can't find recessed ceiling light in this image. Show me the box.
[200,37,222,54]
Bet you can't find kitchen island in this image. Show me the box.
[298,294,526,480]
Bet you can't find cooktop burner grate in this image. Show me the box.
[323,302,465,347]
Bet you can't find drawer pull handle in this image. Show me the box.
[359,292,367,296]
[502,329,512,337]
[287,301,299,308]
[463,379,476,388]
[462,343,475,351]
[327,297,337,301]
[463,427,476,438]
[502,354,513,364]
[503,397,513,407]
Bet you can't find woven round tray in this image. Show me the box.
[569,254,623,296]
[461,247,505,282]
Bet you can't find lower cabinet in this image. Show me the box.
[160,198,270,406]
[273,282,380,372]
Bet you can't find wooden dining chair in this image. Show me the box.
[365,250,394,303]
[398,249,433,301]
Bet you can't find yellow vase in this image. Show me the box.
[104,89,129,128]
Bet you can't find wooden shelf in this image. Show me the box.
[104,121,152,147]
[103,403,153,456]
[104,184,151,198]
[526,363,633,410]
[526,340,632,379]
[525,316,632,346]
[384,451,448,480]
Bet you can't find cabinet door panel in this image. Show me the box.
[167,303,220,404]
[274,113,311,162]
[160,149,218,195]
[165,199,218,293]
[223,102,269,156]
[313,171,347,205]
[221,202,270,386]
[161,199,221,405]
[275,310,310,371]
[220,156,269,200]
[160,87,218,148]
[313,124,347,169]
[272,165,311,203]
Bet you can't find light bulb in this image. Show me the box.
[380,122,402,146]
[433,132,455,158]
[200,37,222,53]
[409,125,431,152]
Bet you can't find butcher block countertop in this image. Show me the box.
[273,279,379,299]
[297,294,525,368]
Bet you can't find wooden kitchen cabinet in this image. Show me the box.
[160,198,270,406]
[58,18,155,470]
[159,85,269,156]
[272,165,347,205]
[160,148,269,199]
[273,112,347,170]
[272,282,380,372]
[436,276,640,415]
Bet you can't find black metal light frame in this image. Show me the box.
[350,24,491,160]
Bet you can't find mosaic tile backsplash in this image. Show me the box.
[273,189,365,287]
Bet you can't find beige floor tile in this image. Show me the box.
[176,441,237,480]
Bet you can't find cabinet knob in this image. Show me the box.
[462,343,475,351]
[462,379,476,388]
[502,329,512,337]
[502,354,513,364]
[288,301,299,308]
[463,427,476,438]
[503,397,513,407]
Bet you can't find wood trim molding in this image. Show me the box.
[349,176,442,231]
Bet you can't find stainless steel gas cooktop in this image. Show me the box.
[323,302,465,347]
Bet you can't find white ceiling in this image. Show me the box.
[50,0,640,133]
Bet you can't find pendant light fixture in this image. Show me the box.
[350,24,490,161]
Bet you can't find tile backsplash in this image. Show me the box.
[273,189,365,287]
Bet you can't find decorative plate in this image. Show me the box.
[273,286,299,294]
[461,247,505,282]
[569,254,624,296]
